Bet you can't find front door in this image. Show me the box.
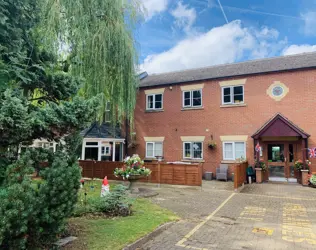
[266,143,297,182]
[267,144,286,181]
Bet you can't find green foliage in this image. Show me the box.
[0,151,81,249]
[73,184,133,217]
[39,0,142,126]
[310,174,316,186]
[0,0,99,248]
[94,185,133,216]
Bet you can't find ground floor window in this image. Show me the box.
[146,142,163,158]
[183,142,203,159]
[223,142,246,160]
[85,147,98,160]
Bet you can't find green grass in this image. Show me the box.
[67,181,179,250]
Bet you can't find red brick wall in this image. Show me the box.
[131,69,316,176]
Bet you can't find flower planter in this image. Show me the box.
[301,170,309,186]
[208,145,216,149]
[127,174,143,190]
[255,168,263,183]
[294,170,302,184]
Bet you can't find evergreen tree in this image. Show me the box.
[0,0,99,248]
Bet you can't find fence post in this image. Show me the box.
[158,162,161,188]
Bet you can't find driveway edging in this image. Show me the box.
[123,221,176,250]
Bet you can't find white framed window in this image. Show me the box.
[183,142,203,159]
[146,94,163,110]
[222,86,244,105]
[146,142,163,158]
[37,142,55,151]
[223,142,246,160]
[101,146,111,156]
[183,90,202,108]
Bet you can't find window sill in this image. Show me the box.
[181,106,204,111]
[221,160,238,164]
[145,109,164,113]
[220,103,247,108]
[181,159,205,163]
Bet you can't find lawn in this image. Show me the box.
[66,181,178,250]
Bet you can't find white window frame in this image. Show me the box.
[146,94,163,110]
[146,142,163,158]
[101,146,111,156]
[182,89,202,108]
[222,141,246,160]
[183,142,203,160]
[221,85,244,105]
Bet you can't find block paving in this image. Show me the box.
[141,182,316,250]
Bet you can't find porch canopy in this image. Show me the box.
[252,113,310,140]
[80,123,124,162]
[252,113,310,162]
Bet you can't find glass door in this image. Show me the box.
[267,144,286,181]
[288,144,297,182]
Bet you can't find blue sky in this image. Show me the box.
[138,0,316,73]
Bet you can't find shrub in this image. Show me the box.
[73,185,133,217]
[309,174,316,186]
[95,185,133,216]
[0,150,81,249]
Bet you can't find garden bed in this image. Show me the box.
[65,181,178,249]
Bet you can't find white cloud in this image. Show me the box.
[142,0,169,20]
[140,21,285,74]
[171,2,197,33]
[301,11,316,36]
[283,44,316,56]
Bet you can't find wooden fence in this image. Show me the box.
[79,161,203,186]
[234,161,248,190]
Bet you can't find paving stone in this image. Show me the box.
[139,182,316,250]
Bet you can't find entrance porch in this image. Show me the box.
[252,113,310,183]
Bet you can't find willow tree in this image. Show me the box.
[39,0,142,125]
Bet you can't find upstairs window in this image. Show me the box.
[222,86,244,105]
[183,90,202,108]
[183,142,203,159]
[146,94,163,110]
[146,142,163,158]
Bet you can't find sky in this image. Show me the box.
[137,0,316,74]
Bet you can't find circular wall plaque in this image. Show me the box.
[272,86,284,97]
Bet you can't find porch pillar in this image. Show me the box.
[81,140,85,160]
[97,141,102,161]
[120,142,124,161]
[302,139,306,169]
[255,139,260,167]
[112,142,116,162]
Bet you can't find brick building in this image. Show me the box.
[132,52,316,182]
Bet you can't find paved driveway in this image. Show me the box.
[140,182,316,250]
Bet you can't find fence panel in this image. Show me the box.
[79,161,202,186]
[234,162,248,190]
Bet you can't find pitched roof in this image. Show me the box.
[80,123,122,139]
[140,52,316,88]
[252,113,310,139]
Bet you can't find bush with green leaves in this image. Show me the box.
[309,174,316,186]
[0,150,82,249]
[94,185,133,216]
[73,185,133,217]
